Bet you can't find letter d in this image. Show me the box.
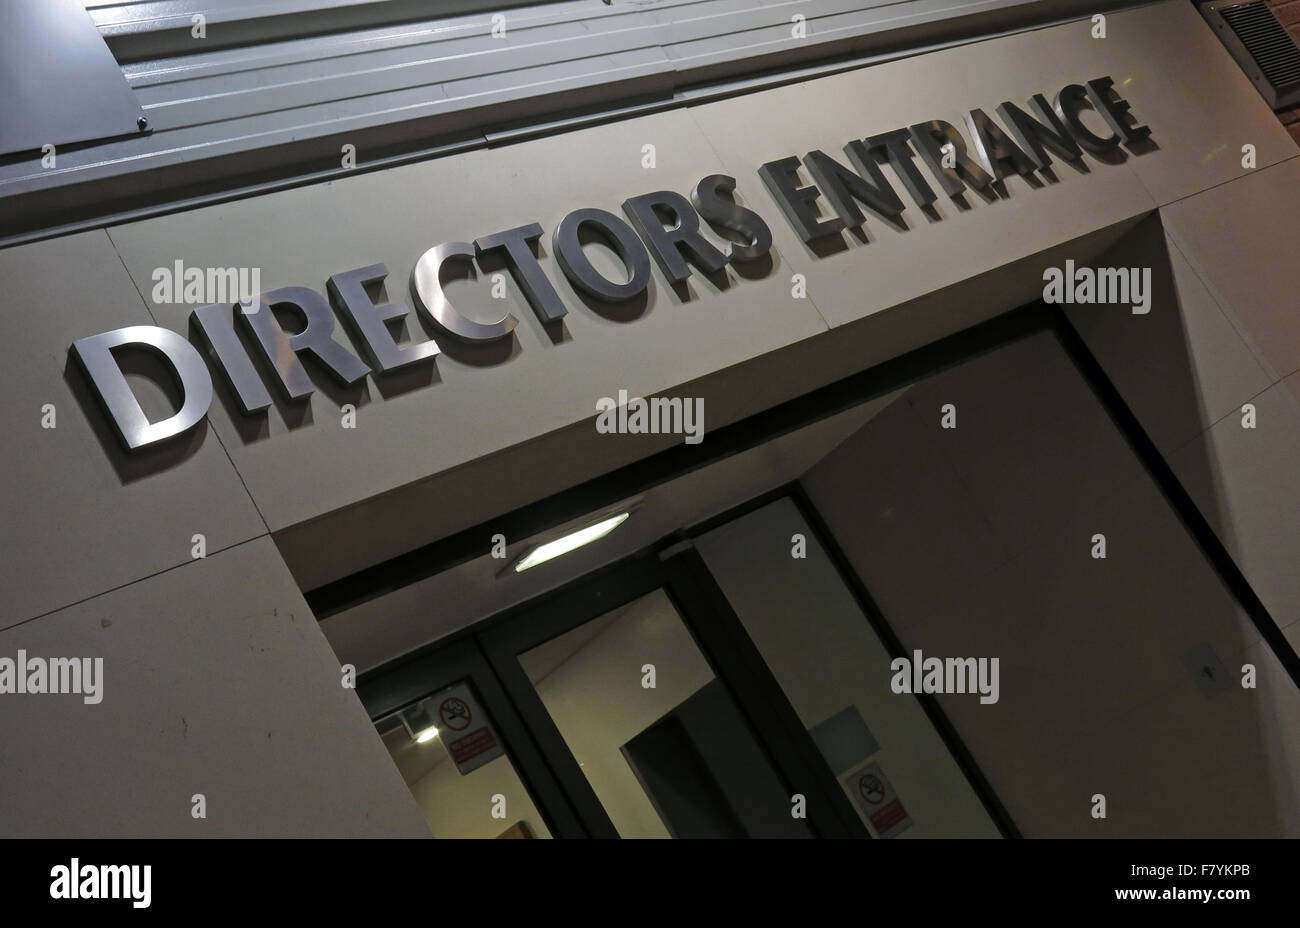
[71,326,212,451]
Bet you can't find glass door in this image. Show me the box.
[359,637,588,838]
[363,546,913,838]
[478,554,865,838]
[511,587,806,838]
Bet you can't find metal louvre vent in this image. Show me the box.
[1223,3,1300,87]
[1202,0,1300,109]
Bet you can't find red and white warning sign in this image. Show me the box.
[845,761,913,838]
[439,694,473,731]
[436,682,504,776]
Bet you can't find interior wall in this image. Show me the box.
[801,327,1300,837]
[513,588,809,838]
[398,741,551,839]
[516,591,705,838]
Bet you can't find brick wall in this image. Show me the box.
[1267,0,1300,141]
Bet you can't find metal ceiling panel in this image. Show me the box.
[0,0,147,156]
[0,0,1138,244]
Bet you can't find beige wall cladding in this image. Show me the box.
[1159,157,1300,385]
[1169,375,1300,632]
[1146,158,1300,637]
[0,231,266,630]
[106,107,830,535]
[684,0,1297,325]
[1065,216,1273,458]
[683,14,1158,330]
[0,537,428,837]
[97,1,1269,562]
[1058,157,1300,653]
[277,221,1139,590]
[1021,0,1297,204]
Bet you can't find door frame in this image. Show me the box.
[358,633,590,838]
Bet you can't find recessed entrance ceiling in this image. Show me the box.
[320,388,906,673]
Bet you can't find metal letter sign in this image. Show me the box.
[70,327,212,451]
[70,76,1150,454]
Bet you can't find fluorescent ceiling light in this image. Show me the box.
[398,700,439,744]
[513,512,630,572]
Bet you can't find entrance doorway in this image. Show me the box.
[343,304,1300,838]
[359,491,1012,839]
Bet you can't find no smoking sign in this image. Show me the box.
[439,696,472,731]
[845,761,913,838]
[434,683,503,776]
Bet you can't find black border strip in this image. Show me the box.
[1047,303,1300,692]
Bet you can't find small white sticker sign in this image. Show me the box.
[844,761,913,838]
[437,682,505,776]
